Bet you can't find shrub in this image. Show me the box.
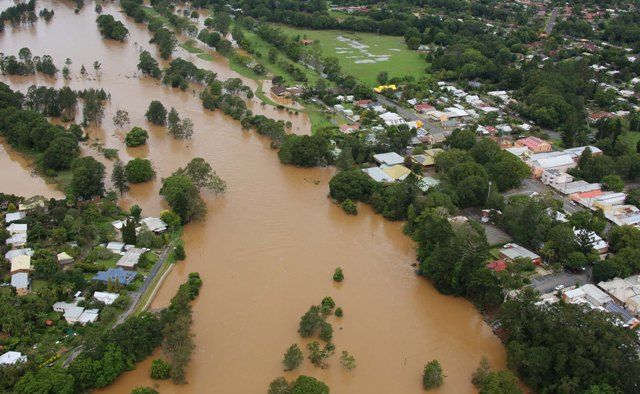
[125,126,149,147]
[341,199,357,215]
[333,267,344,282]
[298,305,323,337]
[282,344,303,371]
[319,321,333,342]
[320,296,335,316]
[174,244,186,260]
[150,358,171,379]
[335,307,343,317]
[125,158,155,183]
[132,387,159,394]
[423,360,445,389]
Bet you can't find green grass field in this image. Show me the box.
[240,29,320,85]
[181,40,204,54]
[619,131,640,153]
[274,25,426,86]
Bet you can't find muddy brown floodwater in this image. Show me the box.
[0,2,507,393]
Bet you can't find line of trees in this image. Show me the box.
[0,48,58,76]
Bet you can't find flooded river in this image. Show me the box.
[0,2,507,392]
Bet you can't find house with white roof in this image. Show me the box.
[53,301,99,325]
[116,248,146,270]
[442,107,468,119]
[93,291,120,305]
[592,192,627,211]
[362,167,394,183]
[139,217,168,234]
[499,243,541,265]
[4,248,33,261]
[0,351,26,365]
[582,284,614,307]
[6,233,27,248]
[4,211,25,223]
[6,223,27,235]
[598,278,640,305]
[574,229,608,255]
[106,242,125,254]
[379,112,406,126]
[11,272,29,296]
[529,154,577,177]
[373,152,405,166]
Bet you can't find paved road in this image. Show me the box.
[544,8,559,36]
[375,94,449,137]
[114,245,171,326]
[62,246,172,368]
[530,267,592,294]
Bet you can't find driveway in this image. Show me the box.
[463,208,512,245]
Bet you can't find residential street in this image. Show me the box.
[375,94,449,137]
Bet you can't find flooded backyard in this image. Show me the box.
[0,2,507,392]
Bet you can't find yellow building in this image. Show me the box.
[381,165,412,181]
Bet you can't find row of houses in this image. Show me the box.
[52,291,119,325]
[560,279,640,328]
[361,151,441,192]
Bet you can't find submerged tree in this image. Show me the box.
[112,109,130,128]
[282,344,303,371]
[173,158,226,194]
[146,100,167,125]
[423,360,445,389]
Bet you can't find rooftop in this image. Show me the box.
[116,248,146,269]
[499,243,540,261]
[11,272,29,289]
[0,351,26,365]
[93,267,137,285]
[373,152,405,166]
[362,167,394,183]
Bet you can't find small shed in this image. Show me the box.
[57,252,74,266]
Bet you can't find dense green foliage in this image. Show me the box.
[96,14,129,41]
[125,158,155,183]
[146,100,167,125]
[160,273,203,383]
[150,358,171,380]
[160,174,206,223]
[500,289,640,392]
[282,344,304,371]
[137,51,161,79]
[423,360,445,389]
[125,126,149,147]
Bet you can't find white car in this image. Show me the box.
[554,285,565,291]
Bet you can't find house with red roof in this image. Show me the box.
[515,136,552,153]
[354,99,373,108]
[415,103,435,114]
[487,260,508,272]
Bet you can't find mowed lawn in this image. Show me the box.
[274,25,427,86]
[619,131,640,153]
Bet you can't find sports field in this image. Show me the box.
[275,25,427,86]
